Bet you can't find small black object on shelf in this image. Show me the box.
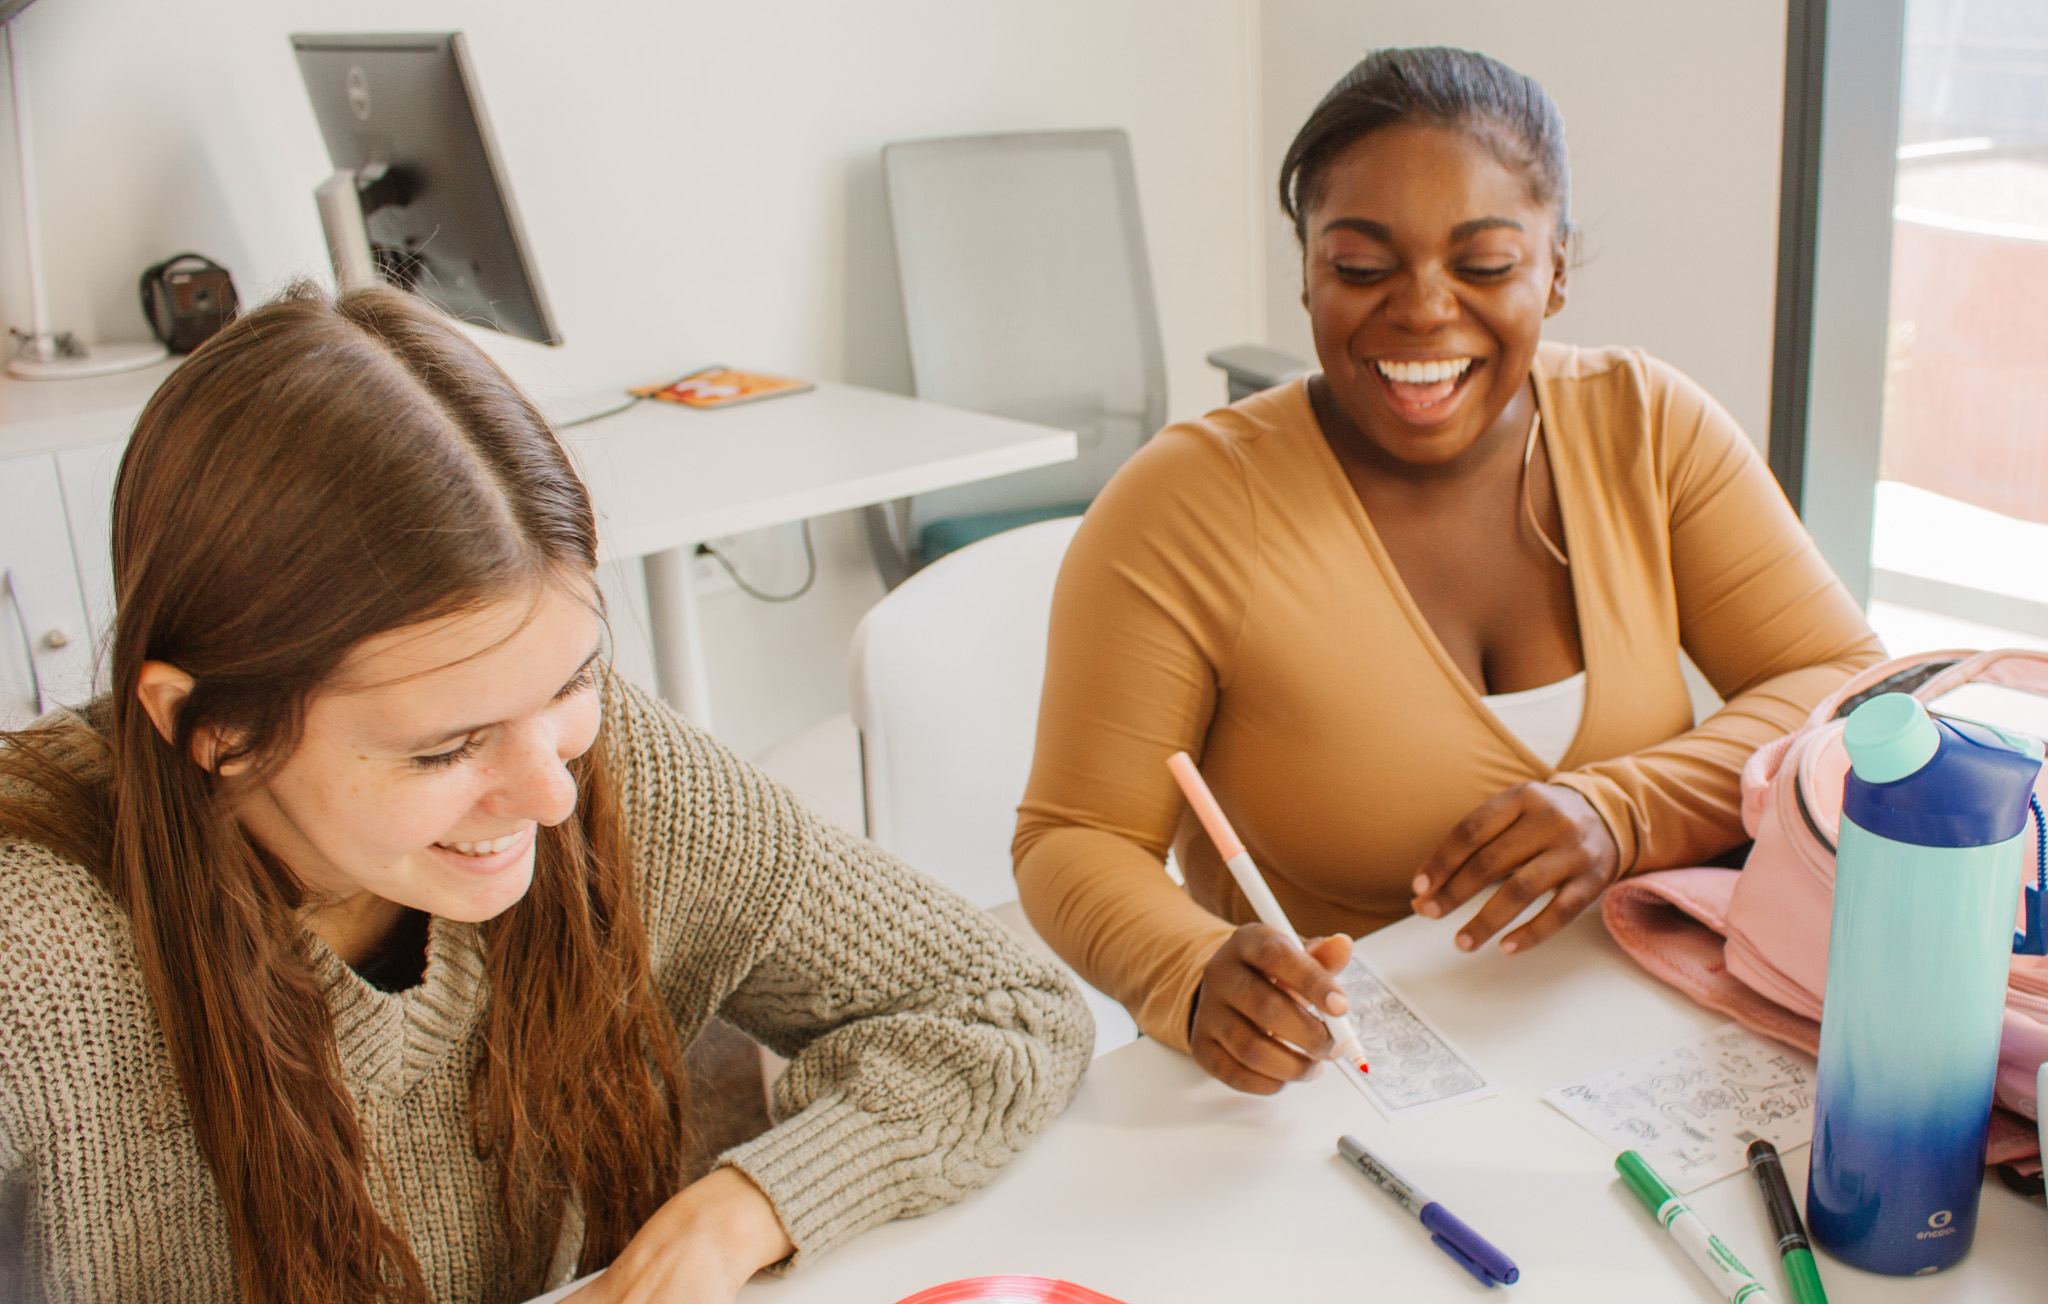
[139,253,240,354]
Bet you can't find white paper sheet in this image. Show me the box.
[1542,1023,1815,1193]
[1334,952,1494,1117]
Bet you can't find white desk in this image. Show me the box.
[555,384,1074,730]
[739,907,2040,1303]
[0,367,1076,734]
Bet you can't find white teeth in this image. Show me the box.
[435,831,521,857]
[1376,357,1473,384]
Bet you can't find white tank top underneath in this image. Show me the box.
[1480,671,1587,769]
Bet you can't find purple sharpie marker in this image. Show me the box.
[1337,1134,1520,1287]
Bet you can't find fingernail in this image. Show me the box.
[1324,993,1349,1016]
[1501,939,1519,954]
[1420,901,1441,919]
[1456,934,1475,951]
[1305,1062,1325,1081]
[1411,875,1429,894]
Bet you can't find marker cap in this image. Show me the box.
[1166,751,1246,861]
[1615,1149,1676,1213]
[1420,1202,1520,1285]
[1785,1248,1828,1304]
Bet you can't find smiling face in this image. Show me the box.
[1302,122,1568,469]
[228,580,605,935]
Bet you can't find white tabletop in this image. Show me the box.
[739,905,2041,1303]
[555,384,1077,562]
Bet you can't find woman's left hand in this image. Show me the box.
[566,1166,794,1304]
[1409,783,1620,954]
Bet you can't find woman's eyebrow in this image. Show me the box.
[1449,216,1524,240]
[553,646,603,699]
[388,644,603,752]
[1319,216,1524,243]
[1322,217,1394,241]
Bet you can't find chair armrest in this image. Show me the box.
[1205,344,1311,402]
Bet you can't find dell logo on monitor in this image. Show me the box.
[346,66,371,120]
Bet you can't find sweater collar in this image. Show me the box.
[312,915,491,1099]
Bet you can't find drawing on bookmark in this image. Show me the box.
[1335,953,1494,1116]
[1542,1023,1815,1194]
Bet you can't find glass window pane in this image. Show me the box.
[1869,0,2048,655]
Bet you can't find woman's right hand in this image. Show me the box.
[1189,924,1354,1094]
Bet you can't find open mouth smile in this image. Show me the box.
[1372,356,1481,425]
[427,823,537,874]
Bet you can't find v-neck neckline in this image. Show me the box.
[311,913,492,1100]
[1288,364,1597,773]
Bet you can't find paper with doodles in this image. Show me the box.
[1334,953,1494,1116]
[1542,1023,1815,1193]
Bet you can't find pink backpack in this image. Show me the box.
[1603,649,2048,1168]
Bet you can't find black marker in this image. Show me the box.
[1745,1140,1828,1304]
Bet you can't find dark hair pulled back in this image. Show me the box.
[1279,46,1571,245]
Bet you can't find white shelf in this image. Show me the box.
[0,357,178,459]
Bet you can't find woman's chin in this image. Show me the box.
[418,847,539,923]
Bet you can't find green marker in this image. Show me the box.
[1745,1140,1828,1304]
[1616,1150,1777,1304]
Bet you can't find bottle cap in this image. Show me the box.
[1843,693,1940,784]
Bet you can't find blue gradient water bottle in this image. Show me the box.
[1807,693,2041,1275]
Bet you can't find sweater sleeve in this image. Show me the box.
[1011,425,1253,1052]
[598,679,1093,1267]
[1547,358,1886,872]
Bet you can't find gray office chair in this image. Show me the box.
[868,129,1165,581]
[868,128,1308,585]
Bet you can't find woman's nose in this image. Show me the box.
[485,724,580,826]
[1383,268,1459,332]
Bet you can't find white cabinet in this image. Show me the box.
[54,438,124,648]
[1,451,98,729]
[0,360,169,730]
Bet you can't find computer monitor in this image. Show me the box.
[292,32,560,345]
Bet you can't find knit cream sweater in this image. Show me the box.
[0,678,1092,1302]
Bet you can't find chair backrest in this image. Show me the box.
[849,515,1082,908]
[882,130,1167,539]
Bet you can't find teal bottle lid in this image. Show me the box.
[1843,693,1939,784]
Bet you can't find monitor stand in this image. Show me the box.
[315,169,383,292]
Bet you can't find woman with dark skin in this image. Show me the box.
[1014,48,1883,1093]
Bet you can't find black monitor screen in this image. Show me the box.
[293,32,559,345]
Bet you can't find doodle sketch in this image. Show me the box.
[1336,954,1493,1116]
[1542,1023,1815,1193]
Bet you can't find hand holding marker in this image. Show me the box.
[1165,752,1371,1080]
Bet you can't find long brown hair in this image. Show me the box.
[0,285,689,1301]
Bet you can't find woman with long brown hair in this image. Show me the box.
[0,285,1090,1303]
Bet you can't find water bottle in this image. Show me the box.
[1806,693,2041,1276]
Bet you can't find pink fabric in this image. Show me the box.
[1603,873,2040,1165]
[1603,650,2048,1164]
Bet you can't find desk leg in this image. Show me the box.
[642,546,715,732]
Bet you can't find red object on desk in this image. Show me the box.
[894,1278,1127,1304]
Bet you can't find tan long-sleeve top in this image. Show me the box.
[0,677,1092,1303]
[1013,343,1884,1050]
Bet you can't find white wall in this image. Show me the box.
[1258,2,1788,447]
[7,0,1266,757]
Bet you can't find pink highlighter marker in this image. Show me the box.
[1167,751,1370,1076]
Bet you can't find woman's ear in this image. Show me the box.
[135,661,249,775]
[1545,230,1571,318]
